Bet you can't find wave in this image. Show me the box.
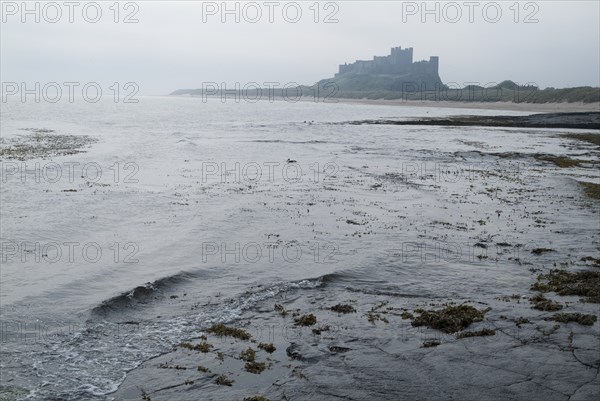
[202,275,327,326]
[175,138,198,147]
[308,270,435,299]
[450,150,531,159]
[90,271,198,317]
[13,273,334,400]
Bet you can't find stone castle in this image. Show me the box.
[336,46,439,77]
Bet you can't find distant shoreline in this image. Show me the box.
[320,98,600,113]
[169,94,600,113]
[337,111,600,130]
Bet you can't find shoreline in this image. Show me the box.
[169,94,600,113]
[338,112,600,130]
[320,98,600,113]
[113,265,600,401]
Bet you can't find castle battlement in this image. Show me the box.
[337,46,439,77]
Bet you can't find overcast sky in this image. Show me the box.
[1,1,599,95]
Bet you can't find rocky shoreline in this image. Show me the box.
[113,266,599,401]
[340,112,600,130]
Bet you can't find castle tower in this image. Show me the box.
[429,56,439,75]
[391,47,413,65]
[390,46,402,64]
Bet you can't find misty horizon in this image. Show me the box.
[2,1,599,96]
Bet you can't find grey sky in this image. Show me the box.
[1,1,599,95]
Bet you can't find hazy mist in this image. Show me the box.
[1,1,599,95]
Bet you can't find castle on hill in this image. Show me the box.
[336,46,439,77]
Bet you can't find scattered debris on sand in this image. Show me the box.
[0,129,97,160]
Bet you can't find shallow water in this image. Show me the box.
[0,97,598,400]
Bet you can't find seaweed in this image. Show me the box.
[421,340,440,348]
[294,314,317,326]
[179,341,213,353]
[240,348,256,362]
[330,304,356,314]
[546,313,597,326]
[0,132,97,161]
[531,248,555,255]
[579,182,600,200]
[206,323,251,340]
[244,396,270,401]
[245,361,267,374]
[535,155,582,168]
[530,294,563,311]
[367,301,391,323]
[328,345,351,353]
[258,343,276,353]
[274,304,288,317]
[159,363,189,370]
[312,325,330,335]
[215,374,234,386]
[411,305,488,333]
[497,294,522,302]
[456,328,496,339]
[561,133,600,147]
[580,256,600,267]
[532,269,600,303]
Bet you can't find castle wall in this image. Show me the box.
[337,46,437,77]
